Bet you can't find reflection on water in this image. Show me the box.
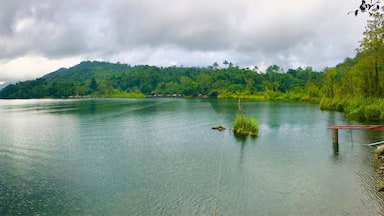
[333,143,340,156]
[1,99,384,215]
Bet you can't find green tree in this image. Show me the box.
[223,60,229,68]
[212,62,219,69]
[197,73,211,94]
[322,68,338,98]
[90,77,98,91]
[357,13,384,96]
[245,78,255,94]
[180,76,198,95]
[265,65,283,85]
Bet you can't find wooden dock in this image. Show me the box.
[328,125,384,144]
[329,125,384,131]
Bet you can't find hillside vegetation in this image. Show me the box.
[0,61,322,101]
[320,13,384,120]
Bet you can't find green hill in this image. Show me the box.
[42,61,130,82]
[0,61,321,100]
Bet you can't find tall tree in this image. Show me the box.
[223,60,229,68]
[357,12,384,96]
[322,68,337,98]
[90,77,98,91]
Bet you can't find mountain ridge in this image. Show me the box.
[0,60,321,99]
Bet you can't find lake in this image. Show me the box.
[1,98,384,215]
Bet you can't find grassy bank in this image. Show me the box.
[92,89,146,98]
[217,90,383,121]
[217,90,321,103]
[320,97,384,120]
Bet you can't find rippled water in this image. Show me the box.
[1,98,384,215]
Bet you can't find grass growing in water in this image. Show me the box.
[233,99,259,137]
[233,114,259,136]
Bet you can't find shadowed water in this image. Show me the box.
[1,98,384,215]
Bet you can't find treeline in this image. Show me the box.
[0,61,323,101]
[320,13,384,120]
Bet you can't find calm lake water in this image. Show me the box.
[1,98,384,215]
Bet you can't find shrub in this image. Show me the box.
[364,104,381,120]
[233,114,259,136]
[320,97,384,120]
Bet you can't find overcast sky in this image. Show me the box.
[0,0,370,83]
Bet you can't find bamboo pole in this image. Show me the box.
[238,98,244,130]
[332,129,339,145]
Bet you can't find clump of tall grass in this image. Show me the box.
[320,97,384,120]
[233,114,259,136]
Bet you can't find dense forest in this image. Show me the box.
[0,60,322,101]
[0,13,383,120]
[320,13,384,120]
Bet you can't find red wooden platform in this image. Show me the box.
[328,125,384,131]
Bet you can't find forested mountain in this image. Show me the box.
[0,60,322,100]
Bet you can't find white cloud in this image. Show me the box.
[0,56,82,83]
[0,0,370,82]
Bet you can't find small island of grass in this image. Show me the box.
[233,99,259,137]
[233,114,258,136]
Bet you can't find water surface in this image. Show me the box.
[1,99,384,215]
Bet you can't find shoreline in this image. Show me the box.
[376,145,384,191]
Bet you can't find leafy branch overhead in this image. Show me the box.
[353,0,383,16]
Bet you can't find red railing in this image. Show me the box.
[328,125,384,131]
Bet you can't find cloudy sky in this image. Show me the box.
[0,0,370,83]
